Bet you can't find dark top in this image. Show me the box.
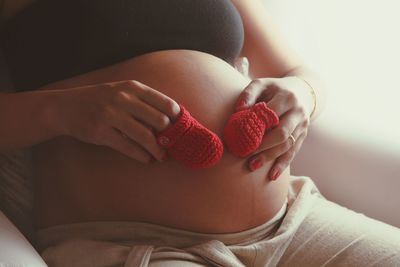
[0,0,244,91]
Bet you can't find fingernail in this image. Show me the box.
[171,103,181,121]
[249,157,263,171]
[237,99,248,110]
[270,168,280,181]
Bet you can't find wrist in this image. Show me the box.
[37,89,66,138]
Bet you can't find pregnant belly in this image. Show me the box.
[33,50,290,233]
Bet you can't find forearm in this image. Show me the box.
[0,90,59,152]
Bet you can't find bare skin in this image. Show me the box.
[33,50,290,233]
[1,0,324,233]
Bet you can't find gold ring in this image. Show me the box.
[289,134,296,146]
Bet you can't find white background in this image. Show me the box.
[264,0,400,152]
[263,0,400,227]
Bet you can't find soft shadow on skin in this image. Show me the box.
[33,49,290,233]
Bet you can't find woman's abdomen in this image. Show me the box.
[33,50,290,233]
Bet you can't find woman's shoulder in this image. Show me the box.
[1,0,36,21]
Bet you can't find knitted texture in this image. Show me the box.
[223,102,279,157]
[157,104,224,169]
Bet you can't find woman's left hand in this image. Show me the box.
[235,76,314,181]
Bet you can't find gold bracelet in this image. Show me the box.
[296,76,317,119]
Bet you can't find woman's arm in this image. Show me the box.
[231,0,328,179]
[231,0,326,121]
[0,91,58,152]
[0,81,180,162]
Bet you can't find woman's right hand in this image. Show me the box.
[49,80,181,163]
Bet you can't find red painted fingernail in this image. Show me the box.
[249,157,263,171]
[270,168,280,181]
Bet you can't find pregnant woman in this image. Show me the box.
[1,0,400,266]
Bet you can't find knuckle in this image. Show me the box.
[284,140,292,150]
[251,79,264,88]
[138,130,154,144]
[286,91,297,105]
[276,127,289,142]
[111,90,129,104]
[158,114,171,129]
[121,80,141,94]
[125,80,140,88]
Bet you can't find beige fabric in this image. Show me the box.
[0,210,47,267]
[278,194,400,266]
[36,200,288,267]
[36,176,400,267]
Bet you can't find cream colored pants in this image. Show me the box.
[36,176,400,267]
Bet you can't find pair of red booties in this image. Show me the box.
[156,102,279,169]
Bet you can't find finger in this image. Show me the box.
[124,80,181,119]
[111,112,166,161]
[268,131,307,180]
[264,91,295,117]
[235,79,277,111]
[247,141,291,171]
[247,122,306,172]
[119,96,172,132]
[102,128,152,163]
[251,109,304,153]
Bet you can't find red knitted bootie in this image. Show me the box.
[223,102,279,157]
[157,104,224,169]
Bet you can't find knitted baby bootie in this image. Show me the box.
[223,102,279,157]
[157,104,223,169]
